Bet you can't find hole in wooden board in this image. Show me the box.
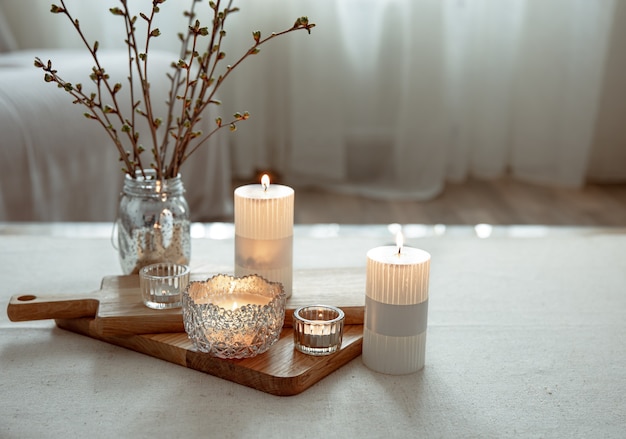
[17,295,37,302]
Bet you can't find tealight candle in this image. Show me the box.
[293,305,345,356]
[363,232,431,374]
[234,174,294,297]
[210,293,270,311]
[139,262,190,310]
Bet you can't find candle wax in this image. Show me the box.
[303,321,330,336]
[158,285,178,295]
[234,181,294,297]
[364,244,431,374]
[366,245,430,306]
[210,293,271,311]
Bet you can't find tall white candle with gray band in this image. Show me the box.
[363,234,431,374]
[234,175,294,298]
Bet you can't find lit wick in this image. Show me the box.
[261,174,270,192]
[396,231,404,256]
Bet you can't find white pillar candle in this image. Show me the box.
[234,175,294,297]
[363,233,431,374]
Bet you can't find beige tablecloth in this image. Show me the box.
[1,224,625,438]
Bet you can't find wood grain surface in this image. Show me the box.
[55,317,364,396]
[8,268,365,336]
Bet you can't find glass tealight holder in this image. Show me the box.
[182,274,286,359]
[293,305,345,356]
[139,262,190,309]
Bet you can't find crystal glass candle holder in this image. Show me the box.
[139,262,190,309]
[182,274,286,359]
[293,305,345,356]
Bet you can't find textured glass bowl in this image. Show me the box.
[182,274,286,359]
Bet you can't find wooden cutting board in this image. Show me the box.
[54,318,364,396]
[8,267,365,336]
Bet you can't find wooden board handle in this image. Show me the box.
[7,294,99,322]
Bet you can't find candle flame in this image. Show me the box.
[396,231,404,255]
[261,174,270,191]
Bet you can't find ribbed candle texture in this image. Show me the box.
[234,182,294,297]
[363,245,430,374]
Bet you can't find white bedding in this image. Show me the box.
[0,49,232,222]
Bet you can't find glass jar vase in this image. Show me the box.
[116,170,191,274]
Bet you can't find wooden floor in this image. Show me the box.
[233,178,626,226]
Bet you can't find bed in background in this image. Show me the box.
[0,12,232,222]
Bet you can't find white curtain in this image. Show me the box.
[3,0,625,199]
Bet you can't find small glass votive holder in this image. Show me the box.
[293,305,345,356]
[139,263,190,309]
[182,274,286,359]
